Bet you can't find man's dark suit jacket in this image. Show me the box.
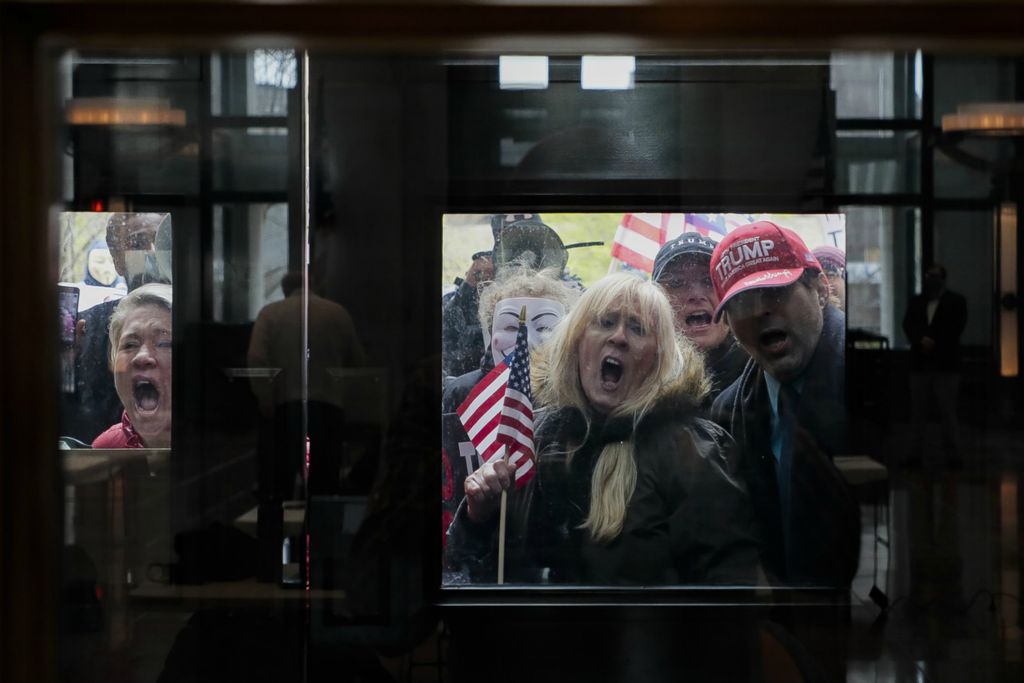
[902,289,968,371]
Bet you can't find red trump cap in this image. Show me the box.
[710,221,822,321]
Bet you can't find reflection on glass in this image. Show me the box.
[211,127,289,193]
[836,130,920,194]
[211,50,295,116]
[59,212,172,444]
[830,51,920,119]
[212,203,288,323]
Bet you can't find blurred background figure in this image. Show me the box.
[812,245,847,312]
[902,263,967,468]
[441,250,493,379]
[77,239,126,309]
[248,271,366,498]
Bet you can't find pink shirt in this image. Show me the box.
[91,410,145,448]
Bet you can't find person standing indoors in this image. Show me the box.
[709,221,860,589]
[652,231,748,406]
[902,263,967,468]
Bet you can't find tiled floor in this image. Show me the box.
[844,421,1024,682]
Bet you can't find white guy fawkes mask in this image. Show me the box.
[487,297,565,366]
[87,248,119,286]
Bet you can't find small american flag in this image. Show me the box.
[456,309,536,487]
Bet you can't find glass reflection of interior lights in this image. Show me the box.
[942,102,1024,136]
[580,56,635,90]
[499,56,549,90]
[997,203,1019,378]
[65,97,187,126]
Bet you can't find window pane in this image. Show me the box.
[212,203,289,323]
[933,56,1016,128]
[211,127,289,193]
[934,136,1015,199]
[841,205,919,348]
[934,209,993,346]
[830,51,920,119]
[66,55,201,197]
[836,130,920,194]
[211,50,296,117]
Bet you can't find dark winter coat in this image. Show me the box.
[703,334,749,408]
[711,304,860,588]
[447,389,761,586]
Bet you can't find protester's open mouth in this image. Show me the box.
[600,356,623,390]
[133,378,161,414]
[759,329,789,355]
[685,311,712,329]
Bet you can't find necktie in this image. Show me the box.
[776,383,801,534]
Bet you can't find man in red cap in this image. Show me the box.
[709,221,859,590]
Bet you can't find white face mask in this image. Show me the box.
[87,248,119,286]
[488,297,565,365]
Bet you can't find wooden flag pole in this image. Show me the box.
[497,451,509,585]
[496,305,528,585]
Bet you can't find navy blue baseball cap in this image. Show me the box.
[652,231,718,282]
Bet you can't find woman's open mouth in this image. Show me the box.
[133,378,161,414]
[600,356,623,390]
[684,311,712,330]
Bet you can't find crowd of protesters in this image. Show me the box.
[443,217,861,590]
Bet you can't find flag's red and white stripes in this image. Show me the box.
[496,385,535,481]
[610,213,667,272]
[457,363,511,462]
[611,213,741,273]
[456,315,536,487]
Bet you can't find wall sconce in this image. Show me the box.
[65,97,186,126]
[997,203,1019,377]
[942,102,1024,137]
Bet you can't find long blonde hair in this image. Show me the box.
[534,272,708,543]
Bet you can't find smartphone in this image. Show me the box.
[58,285,80,349]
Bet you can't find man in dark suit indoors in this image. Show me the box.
[903,263,968,468]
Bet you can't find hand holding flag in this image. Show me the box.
[456,306,536,489]
[457,306,536,584]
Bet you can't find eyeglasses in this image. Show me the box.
[657,275,714,291]
[723,283,797,319]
